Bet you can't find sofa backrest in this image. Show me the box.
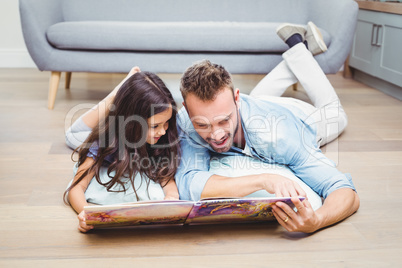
[62,0,309,23]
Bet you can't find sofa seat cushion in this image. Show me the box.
[47,21,331,53]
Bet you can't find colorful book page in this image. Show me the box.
[186,197,302,224]
[85,200,194,228]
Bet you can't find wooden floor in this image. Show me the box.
[0,68,401,267]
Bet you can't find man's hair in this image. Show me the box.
[180,59,234,101]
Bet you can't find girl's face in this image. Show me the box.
[146,105,173,145]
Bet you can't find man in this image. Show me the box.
[175,22,359,233]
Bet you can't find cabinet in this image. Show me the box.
[349,9,402,97]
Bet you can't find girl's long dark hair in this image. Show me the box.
[63,72,180,203]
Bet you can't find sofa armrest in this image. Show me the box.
[19,0,64,71]
[308,0,358,73]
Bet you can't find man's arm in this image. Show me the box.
[270,142,359,233]
[174,117,212,201]
[201,173,306,199]
[316,188,360,229]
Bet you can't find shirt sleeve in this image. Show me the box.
[175,119,215,201]
[86,141,115,165]
[87,142,99,160]
[289,147,356,199]
[276,120,356,198]
[253,108,356,199]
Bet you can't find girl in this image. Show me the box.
[64,67,180,232]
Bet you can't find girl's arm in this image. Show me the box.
[82,67,141,128]
[68,157,96,232]
[65,67,141,150]
[162,178,180,200]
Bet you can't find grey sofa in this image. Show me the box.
[19,0,358,109]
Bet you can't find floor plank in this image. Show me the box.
[0,68,401,266]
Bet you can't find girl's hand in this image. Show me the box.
[164,194,180,200]
[162,178,180,201]
[110,66,141,97]
[77,210,94,233]
[128,66,141,77]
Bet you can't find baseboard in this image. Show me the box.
[0,49,36,68]
[353,70,402,101]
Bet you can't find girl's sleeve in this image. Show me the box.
[65,116,92,150]
[66,116,114,163]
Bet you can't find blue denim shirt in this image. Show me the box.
[176,94,356,201]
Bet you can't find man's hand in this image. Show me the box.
[201,173,307,200]
[77,210,94,233]
[262,174,307,198]
[272,196,321,233]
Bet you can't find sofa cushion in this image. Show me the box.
[47,21,331,53]
[62,0,309,24]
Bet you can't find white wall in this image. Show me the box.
[0,0,35,68]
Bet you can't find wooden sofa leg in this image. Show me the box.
[343,55,352,79]
[48,71,61,110]
[65,72,72,89]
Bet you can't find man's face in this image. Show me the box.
[184,87,240,153]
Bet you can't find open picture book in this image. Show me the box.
[84,196,304,228]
